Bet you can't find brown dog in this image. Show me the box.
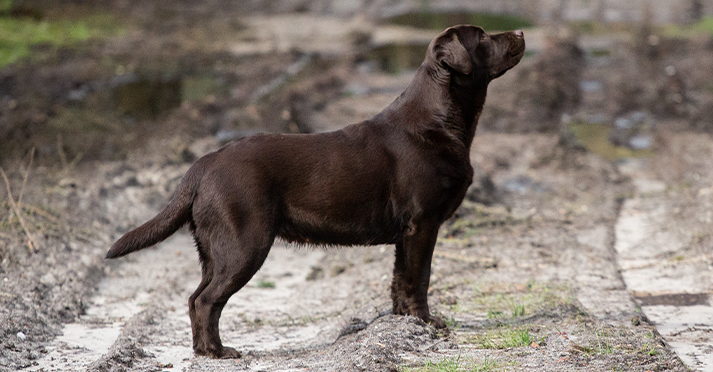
[107,25,525,359]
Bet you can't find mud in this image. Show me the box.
[2,1,713,372]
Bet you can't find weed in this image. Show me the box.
[237,312,263,326]
[670,255,685,262]
[256,279,275,289]
[432,311,458,331]
[595,331,614,355]
[422,356,462,372]
[401,354,509,372]
[571,344,593,354]
[471,355,505,372]
[472,281,570,318]
[469,328,532,349]
[447,300,466,314]
[486,309,503,319]
[638,343,661,356]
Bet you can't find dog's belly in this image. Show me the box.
[278,227,401,246]
[277,207,404,246]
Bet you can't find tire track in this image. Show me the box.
[615,159,713,371]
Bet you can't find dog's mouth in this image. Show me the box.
[506,32,526,59]
[488,39,526,80]
[508,43,526,58]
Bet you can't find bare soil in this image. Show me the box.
[2,1,713,372]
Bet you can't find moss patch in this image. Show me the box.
[0,12,122,67]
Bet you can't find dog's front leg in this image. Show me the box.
[390,222,447,329]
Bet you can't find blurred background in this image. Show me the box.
[0,0,712,164]
[1,1,713,371]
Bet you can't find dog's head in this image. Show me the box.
[427,25,525,84]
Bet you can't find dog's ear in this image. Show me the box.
[432,30,472,75]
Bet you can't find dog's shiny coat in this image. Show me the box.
[107,25,525,359]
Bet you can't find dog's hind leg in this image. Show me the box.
[193,219,275,359]
[188,234,213,356]
[391,221,446,329]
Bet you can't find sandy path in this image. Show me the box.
[615,159,713,371]
[29,234,337,371]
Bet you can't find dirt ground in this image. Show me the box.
[2,1,713,372]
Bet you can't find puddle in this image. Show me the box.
[114,76,182,119]
[502,175,546,195]
[568,122,653,160]
[382,10,533,31]
[112,72,225,119]
[579,80,603,93]
[182,75,225,102]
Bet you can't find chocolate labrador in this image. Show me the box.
[107,25,525,359]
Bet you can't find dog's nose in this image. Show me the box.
[513,30,524,38]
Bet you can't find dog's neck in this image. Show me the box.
[377,66,487,153]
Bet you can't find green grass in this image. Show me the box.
[486,309,503,319]
[401,355,509,372]
[256,279,275,289]
[572,331,618,355]
[638,343,661,356]
[443,314,458,328]
[659,16,713,37]
[595,331,614,355]
[472,281,572,319]
[0,13,123,67]
[469,328,532,350]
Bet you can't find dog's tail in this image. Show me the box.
[106,165,203,259]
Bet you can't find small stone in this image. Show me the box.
[40,273,57,286]
[330,265,347,276]
[306,266,324,281]
[17,331,26,340]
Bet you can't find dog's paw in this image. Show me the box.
[193,347,208,357]
[197,345,242,359]
[218,346,242,359]
[425,315,448,329]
